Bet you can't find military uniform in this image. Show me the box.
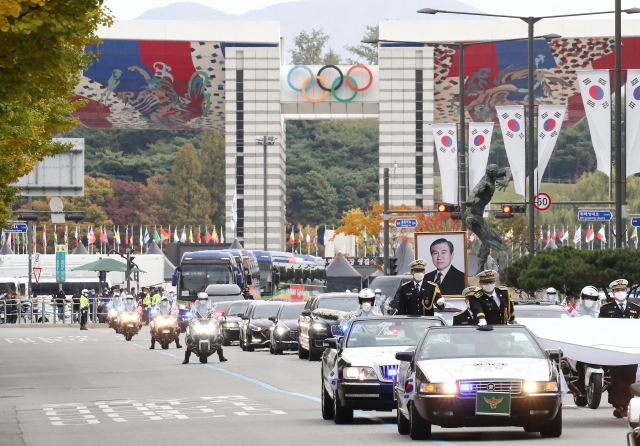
[396,280,444,316]
[470,285,514,325]
[452,309,477,325]
[599,279,639,416]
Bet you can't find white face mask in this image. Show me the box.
[482,283,495,294]
[583,299,595,310]
[362,302,372,313]
[413,272,425,282]
[614,291,627,302]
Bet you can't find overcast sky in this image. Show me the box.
[105,0,640,21]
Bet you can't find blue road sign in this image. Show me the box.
[2,223,27,233]
[395,218,418,229]
[632,218,640,227]
[578,211,612,221]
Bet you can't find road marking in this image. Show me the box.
[5,336,96,344]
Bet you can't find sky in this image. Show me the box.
[105,0,640,21]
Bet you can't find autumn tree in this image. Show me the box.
[163,145,213,227]
[198,131,225,227]
[104,179,142,226]
[0,0,113,229]
[135,174,169,225]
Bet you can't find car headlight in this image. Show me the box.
[419,382,457,394]
[343,366,378,381]
[524,381,558,393]
[276,326,288,335]
[224,322,238,328]
[249,324,262,332]
[312,322,327,332]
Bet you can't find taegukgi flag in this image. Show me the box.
[468,122,494,190]
[495,105,526,197]
[626,69,640,177]
[431,123,458,205]
[576,70,611,177]
[537,104,567,194]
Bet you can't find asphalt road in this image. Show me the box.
[0,325,632,446]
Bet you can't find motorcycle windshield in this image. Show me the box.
[124,300,136,311]
[195,303,211,318]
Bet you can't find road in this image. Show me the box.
[0,325,632,446]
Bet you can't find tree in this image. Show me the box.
[345,24,379,64]
[103,179,142,226]
[286,171,338,226]
[198,131,225,227]
[320,47,342,65]
[290,29,331,65]
[0,0,113,229]
[163,144,213,227]
[63,175,113,210]
[135,173,169,225]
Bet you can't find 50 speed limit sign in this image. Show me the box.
[534,193,552,211]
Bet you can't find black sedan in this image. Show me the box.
[269,302,305,354]
[220,300,251,345]
[239,301,283,352]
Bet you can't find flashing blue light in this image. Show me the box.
[459,383,472,392]
[387,369,397,376]
[185,312,192,317]
[106,302,112,308]
[150,309,157,315]
[339,322,349,333]
[560,313,569,319]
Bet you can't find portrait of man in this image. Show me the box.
[415,233,468,296]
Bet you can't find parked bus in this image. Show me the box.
[252,251,326,301]
[221,249,261,299]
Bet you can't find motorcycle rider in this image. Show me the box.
[600,279,640,418]
[150,296,182,350]
[543,287,559,303]
[453,286,480,326]
[79,289,89,330]
[354,288,382,318]
[578,286,600,317]
[182,293,227,364]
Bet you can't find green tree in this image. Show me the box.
[0,0,113,229]
[345,24,379,64]
[286,171,338,226]
[135,173,169,225]
[198,131,225,227]
[163,144,212,227]
[290,29,331,65]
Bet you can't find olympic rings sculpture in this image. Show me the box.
[287,64,373,102]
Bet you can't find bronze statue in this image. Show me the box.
[463,165,512,274]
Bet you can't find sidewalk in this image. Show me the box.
[0,323,106,329]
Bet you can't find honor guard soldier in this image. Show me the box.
[397,259,446,316]
[600,279,640,418]
[469,270,515,326]
[453,286,480,326]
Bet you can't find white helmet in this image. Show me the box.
[374,289,382,295]
[358,288,375,303]
[580,286,600,312]
[544,287,557,301]
[81,289,89,296]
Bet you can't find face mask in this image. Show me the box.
[614,291,627,302]
[413,272,425,282]
[482,283,495,294]
[362,302,372,313]
[583,299,595,310]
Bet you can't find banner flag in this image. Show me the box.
[496,105,526,197]
[537,104,567,191]
[431,123,458,204]
[626,69,640,177]
[576,70,611,177]
[468,122,494,190]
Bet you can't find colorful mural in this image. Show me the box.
[433,36,640,126]
[73,40,275,130]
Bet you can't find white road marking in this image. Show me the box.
[5,336,96,344]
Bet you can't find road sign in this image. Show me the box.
[578,211,613,221]
[2,223,27,233]
[395,218,418,229]
[632,218,640,227]
[534,193,552,211]
[55,244,66,282]
[33,267,42,284]
[34,252,41,268]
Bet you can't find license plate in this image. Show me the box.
[162,330,170,333]
[127,324,134,327]
[476,392,511,416]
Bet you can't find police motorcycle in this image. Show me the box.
[184,293,224,364]
[563,286,609,409]
[117,294,143,341]
[107,293,124,332]
[628,384,640,446]
[150,296,180,349]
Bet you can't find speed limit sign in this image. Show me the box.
[535,193,552,211]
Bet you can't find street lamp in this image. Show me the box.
[418,6,640,250]
[255,136,278,250]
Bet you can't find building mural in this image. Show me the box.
[433,36,640,126]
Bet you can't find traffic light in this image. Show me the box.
[437,204,458,213]
[65,213,84,222]
[502,205,512,214]
[18,213,38,221]
[512,205,526,213]
[495,211,514,219]
[390,257,398,276]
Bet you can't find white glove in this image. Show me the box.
[478,319,487,326]
[436,297,445,307]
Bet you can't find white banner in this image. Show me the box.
[537,104,567,191]
[432,123,458,204]
[626,69,640,177]
[576,70,611,177]
[468,122,494,190]
[496,105,526,197]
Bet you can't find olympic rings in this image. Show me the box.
[288,65,314,92]
[332,75,357,102]
[288,64,373,102]
[302,76,330,103]
[317,65,343,91]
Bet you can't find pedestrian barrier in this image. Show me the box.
[0,298,111,326]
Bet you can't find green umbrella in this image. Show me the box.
[72,258,145,273]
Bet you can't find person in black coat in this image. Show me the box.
[72,290,81,323]
[55,288,66,322]
[600,279,640,418]
[425,238,466,295]
[469,270,514,326]
[453,286,480,326]
[396,259,446,316]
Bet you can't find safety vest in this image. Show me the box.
[143,294,151,306]
[152,293,161,306]
[80,295,89,309]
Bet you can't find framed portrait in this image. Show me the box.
[414,231,468,297]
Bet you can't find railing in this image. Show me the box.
[0,298,111,325]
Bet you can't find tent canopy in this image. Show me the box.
[71,242,89,255]
[326,254,362,292]
[72,258,145,273]
[145,240,163,255]
[395,241,415,275]
[230,239,243,249]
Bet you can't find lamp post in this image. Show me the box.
[419,7,640,251]
[255,136,278,250]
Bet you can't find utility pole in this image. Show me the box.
[383,168,390,275]
[615,0,625,247]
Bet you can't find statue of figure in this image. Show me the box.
[463,164,512,274]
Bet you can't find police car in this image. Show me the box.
[395,324,563,440]
[320,316,444,424]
